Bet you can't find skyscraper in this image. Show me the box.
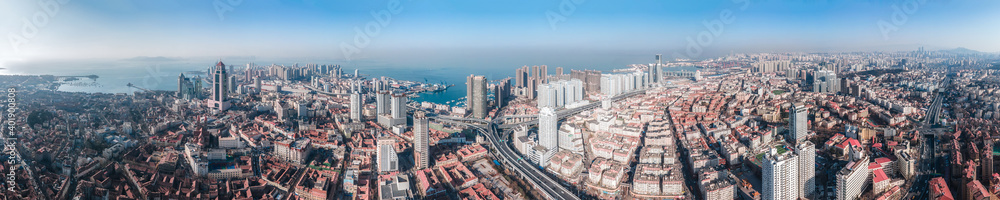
[413,111,429,169]
[813,70,840,93]
[376,91,390,115]
[797,141,816,198]
[538,107,558,150]
[178,73,186,97]
[253,76,261,94]
[210,61,231,111]
[177,73,199,99]
[377,137,399,173]
[350,92,362,122]
[391,93,407,120]
[467,75,488,119]
[763,147,798,200]
[790,103,808,143]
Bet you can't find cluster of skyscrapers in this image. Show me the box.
[762,141,816,200]
[762,103,815,200]
[537,79,585,109]
[813,69,840,93]
[600,71,647,97]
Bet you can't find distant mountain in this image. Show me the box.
[938,47,984,54]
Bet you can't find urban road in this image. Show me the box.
[903,75,950,200]
[425,88,652,200]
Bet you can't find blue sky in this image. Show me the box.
[1,0,999,65]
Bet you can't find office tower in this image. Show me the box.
[649,55,659,84]
[413,111,429,169]
[467,75,488,119]
[495,80,510,108]
[209,61,231,111]
[254,76,261,94]
[376,91,390,115]
[555,67,563,76]
[836,156,870,200]
[763,146,798,200]
[797,141,816,198]
[813,70,840,93]
[350,92,362,122]
[178,73,186,97]
[377,137,399,172]
[790,103,808,143]
[177,73,199,99]
[538,107,558,150]
[391,93,407,119]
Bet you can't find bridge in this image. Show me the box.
[498,88,648,129]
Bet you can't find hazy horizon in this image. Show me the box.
[2,0,999,69]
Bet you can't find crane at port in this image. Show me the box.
[127,82,154,93]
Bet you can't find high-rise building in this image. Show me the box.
[350,92,362,122]
[209,61,231,111]
[600,72,645,97]
[983,137,994,189]
[538,107,558,151]
[229,71,238,93]
[376,91,390,115]
[555,67,563,76]
[467,75,488,119]
[797,141,816,198]
[391,93,407,120]
[377,137,399,173]
[813,70,840,93]
[537,79,585,109]
[540,65,548,83]
[515,66,528,88]
[762,146,799,200]
[650,54,662,84]
[790,103,808,143]
[413,111,429,169]
[495,79,510,108]
[836,156,870,200]
[253,76,261,94]
[177,73,200,99]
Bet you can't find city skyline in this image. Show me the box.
[1,1,999,200]
[2,0,999,66]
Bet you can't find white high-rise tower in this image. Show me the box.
[762,147,798,200]
[413,111,429,169]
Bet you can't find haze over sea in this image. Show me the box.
[1,53,701,105]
